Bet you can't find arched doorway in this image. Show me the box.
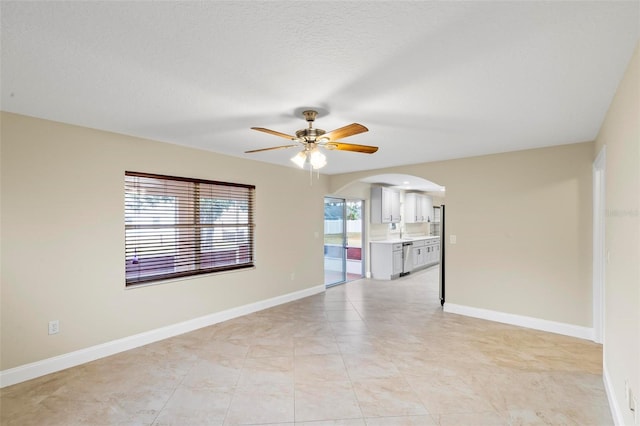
[329,173,447,302]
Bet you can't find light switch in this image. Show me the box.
[450,235,457,244]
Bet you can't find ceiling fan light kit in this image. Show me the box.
[246,109,378,173]
[291,150,307,168]
[290,146,326,169]
[309,148,327,169]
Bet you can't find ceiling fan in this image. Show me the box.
[245,110,378,170]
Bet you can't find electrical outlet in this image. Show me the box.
[48,320,59,335]
[290,272,295,281]
[450,235,457,244]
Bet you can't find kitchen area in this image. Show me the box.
[324,174,445,287]
[369,184,442,280]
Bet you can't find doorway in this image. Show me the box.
[324,197,364,287]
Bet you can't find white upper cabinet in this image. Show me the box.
[423,195,433,222]
[404,193,418,223]
[404,193,433,223]
[371,186,401,223]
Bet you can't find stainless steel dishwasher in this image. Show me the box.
[400,241,413,277]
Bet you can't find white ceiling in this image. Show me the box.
[1,1,638,176]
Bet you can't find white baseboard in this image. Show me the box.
[603,359,625,426]
[0,284,325,388]
[443,303,595,341]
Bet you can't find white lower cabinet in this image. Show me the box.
[371,242,404,280]
[424,239,440,266]
[392,246,403,276]
[410,238,440,272]
[428,241,440,264]
[371,238,440,280]
[412,240,427,269]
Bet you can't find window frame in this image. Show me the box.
[124,171,255,286]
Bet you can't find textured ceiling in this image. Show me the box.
[1,1,638,176]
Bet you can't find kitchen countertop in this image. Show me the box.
[371,236,440,244]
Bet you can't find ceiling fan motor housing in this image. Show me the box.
[296,128,326,141]
[302,110,318,122]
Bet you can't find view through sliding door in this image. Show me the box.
[324,197,363,287]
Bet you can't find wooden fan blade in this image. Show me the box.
[325,142,378,154]
[245,144,298,153]
[251,127,296,140]
[322,123,368,141]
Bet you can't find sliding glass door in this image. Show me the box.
[324,197,364,287]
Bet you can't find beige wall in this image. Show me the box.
[595,43,639,425]
[0,112,328,370]
[331,141,594,328]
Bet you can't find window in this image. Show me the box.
[125,172,255,286]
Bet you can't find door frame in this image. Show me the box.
[323,196,365,288]
[324,196,347,287]
[592,146,606,344]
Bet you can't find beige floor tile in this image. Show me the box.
[294,380,362,422]
[296,419,367,426]
[195,339,251,359]
[3,394,164,426]
[237,356,294,385]
[0,268,612,426]
[342,353,402,380]
[153,385,234,425]
[475,372,555,412]
[352,377,429,417]
[181,356,244,388]
[406,373,497,415]
[224,382,294,425]
[325,309,364,322]
[296,420,366,426]
[506,405,613,426]
[323,301,358,311]
[247,341,295,358]
[293,321,336,338]
[294,336,341,356]
[329,320,370,336]
[364,414,437,425]
[294,354,350,383]
[336,335,385,356]
[435,410,509,426]
[0,368,84,401]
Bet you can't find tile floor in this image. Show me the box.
[0,267,612,425]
